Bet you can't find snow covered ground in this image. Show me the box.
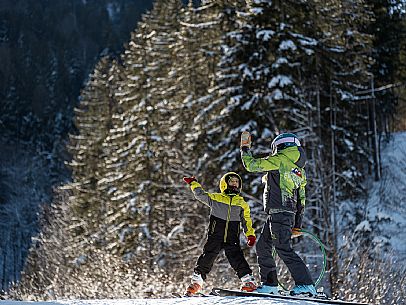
[0,296,355,305]
[365,131,406,258]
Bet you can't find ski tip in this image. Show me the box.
[172,291,210,298]
[171,292,183,298]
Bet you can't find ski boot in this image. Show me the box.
[240,274,257,292]
[186,272,204,296]
[290,284,317,297]
[255,284,281,295]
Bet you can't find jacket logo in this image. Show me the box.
[291,168,302,178]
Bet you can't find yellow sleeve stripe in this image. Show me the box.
[190,181,202,191]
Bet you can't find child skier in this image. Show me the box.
[240,132,317,296]
[182,172,257,296]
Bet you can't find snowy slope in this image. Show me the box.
[357,131,406,258]
[0,296,357,305]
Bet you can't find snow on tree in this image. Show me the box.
[65,56,118,249]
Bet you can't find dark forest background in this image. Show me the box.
[0,0,153,290]
[0,0,405,304]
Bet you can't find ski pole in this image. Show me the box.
[271,229,327,290]
[299,229,327,287]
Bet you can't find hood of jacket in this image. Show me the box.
[219,172,243,193]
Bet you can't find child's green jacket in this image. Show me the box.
[241,146,307,228]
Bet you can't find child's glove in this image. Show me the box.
[247,235,256,247]
[240,131,252,149]
[291,228,303,237]
[183,176,197,184]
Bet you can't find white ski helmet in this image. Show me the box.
[271,133,301,155]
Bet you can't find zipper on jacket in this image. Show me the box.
[224,196,232,242]
[211,219,216,234]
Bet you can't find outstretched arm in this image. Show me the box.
[183,177,212,207]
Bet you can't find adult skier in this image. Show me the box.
[240,132,317,296]
[182,172,257,296]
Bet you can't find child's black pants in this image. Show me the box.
[194,237,252,280]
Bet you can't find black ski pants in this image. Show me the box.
[194,237,252,280]
[256,212,313,286]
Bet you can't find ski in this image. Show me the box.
[211,288,372,305]
[171,292,210,298]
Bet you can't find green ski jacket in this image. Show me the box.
[241,146,307,228]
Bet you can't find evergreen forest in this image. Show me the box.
[1,1,406,304]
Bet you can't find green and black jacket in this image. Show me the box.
[241,146,307,228]
[189,178,255,243]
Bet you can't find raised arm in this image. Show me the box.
[241,149,281,172]
[240,131,280,172]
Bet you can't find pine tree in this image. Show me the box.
[185,0,248,179]
[97,0,191,274]
[65,56,117,249]
[366,0,406,133]
[198,0,323,193]
[97,23,152,257]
